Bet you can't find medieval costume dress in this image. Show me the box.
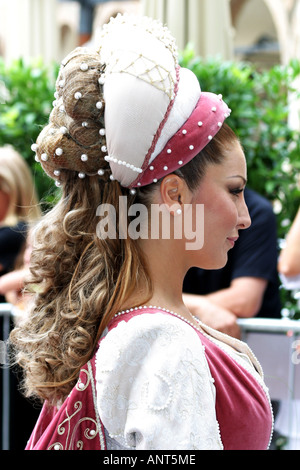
[26,307,273,450]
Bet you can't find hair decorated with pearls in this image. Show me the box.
[31,13,231,189]
[32,47,110,187]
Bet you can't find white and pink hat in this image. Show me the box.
[33,14,231,189]
[99,15,231,188]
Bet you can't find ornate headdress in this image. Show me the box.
[32,14,231,189]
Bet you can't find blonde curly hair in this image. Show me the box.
[10,48,152,406]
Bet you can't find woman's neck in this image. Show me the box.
[123,237,192,319]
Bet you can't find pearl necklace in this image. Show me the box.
[115,304,206,333]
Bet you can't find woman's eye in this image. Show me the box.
[230,188,244,197]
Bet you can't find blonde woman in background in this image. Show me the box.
[0,145,41,450]
[0,145,40,288]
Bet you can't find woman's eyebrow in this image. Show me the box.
[227,176,247,185]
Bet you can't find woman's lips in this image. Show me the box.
[227,237,239,247]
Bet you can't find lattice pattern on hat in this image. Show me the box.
[105,50,177,100]
[98,14,178,63]
[98,13,178,100]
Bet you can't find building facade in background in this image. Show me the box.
[0,0,299,68]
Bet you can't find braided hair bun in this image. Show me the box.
[33,48,109,185]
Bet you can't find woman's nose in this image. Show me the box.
[238,198,251,230]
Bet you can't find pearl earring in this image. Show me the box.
[176,208,182,215]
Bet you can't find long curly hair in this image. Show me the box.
[10,175,151,405]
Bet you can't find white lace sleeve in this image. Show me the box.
[95,313,223,450]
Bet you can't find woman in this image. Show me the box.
[0,146,40,290]
[11,15,273,450]
[0,146,41,449]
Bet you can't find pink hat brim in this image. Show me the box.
[132,92,231,188]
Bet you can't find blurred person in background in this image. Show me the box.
[0,146,40,296]
[0,145,41,450]
[275,206,300,450]
[278,207,300,278]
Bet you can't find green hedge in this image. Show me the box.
[0,57,58,206]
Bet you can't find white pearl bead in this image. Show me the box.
[54,170,61,176]
[96,101,103,110]
[212,107,217,112]
[182,130,187,135]
[82,122,88,127]
[60,126,68,134]
[167,149,172,154]
[101,145,107,153]
[81,154,88,162]
[80,63,89,71]
[208,135,213,141]
[31,143,38,152]
[150,166,154,171]
[98,169,105,176]
[99,128,106,136]
[55,148,63,156]
[98,76,105,85]
[178,160,183,165]
[189,145,194,150]
[41,153,48,161]
[198,121,203,127]
[78,172,86,179]
[74,92,82,100]
[164,166,168,171]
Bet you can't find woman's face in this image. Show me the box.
[186,140,251,270]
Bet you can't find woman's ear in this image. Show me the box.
[160,175,192,215]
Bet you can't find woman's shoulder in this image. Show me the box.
[96,307,207,373]
[104,307,202,345]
